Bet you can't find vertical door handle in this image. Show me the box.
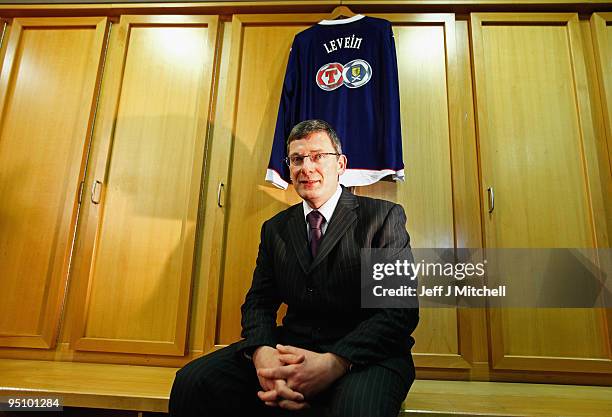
[217,182,224,207]
[487,187,494,213]
[91,180,102,204]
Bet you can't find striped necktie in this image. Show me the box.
[306,210,325,258]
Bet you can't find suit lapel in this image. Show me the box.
[287,204,311,274]
[309,189,359,272]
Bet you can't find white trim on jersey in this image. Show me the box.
[318,14,365,25]
[265,167,405,190]
[340,168,405,187]
[266,168,289,189]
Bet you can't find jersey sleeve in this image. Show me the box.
[266,38,300,189]
[382,22,404,181]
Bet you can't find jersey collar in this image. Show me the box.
[318,14,365,25]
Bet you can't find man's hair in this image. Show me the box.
[286,119,343,155]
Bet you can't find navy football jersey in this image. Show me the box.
[266,14,404,189]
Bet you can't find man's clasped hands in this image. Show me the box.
[253,344,351,410]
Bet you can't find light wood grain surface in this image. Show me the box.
[0,0,611,12]
[358,14,462,366]
[1,359,611,415]
[471,13,612,375]
[0,17,107,350]
[0,359,176,412]
[403,379,612,416]
[67,15,219,356]
[590,13,612,178]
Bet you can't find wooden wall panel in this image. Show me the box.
[452,19,489,375]
[471,13,612,374]
[213,15,309,346]
[591,12,612,188]
[0,17,108,349]
[0,20,10,72]
[357,14,468,370]
[361,15,455,249]
[68,15,219,356]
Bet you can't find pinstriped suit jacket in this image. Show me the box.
[236,188,418,387]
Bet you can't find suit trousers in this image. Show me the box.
[169,343,412,417]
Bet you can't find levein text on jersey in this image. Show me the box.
[323,34,363,54]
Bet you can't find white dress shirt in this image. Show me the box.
[302,185,343,239]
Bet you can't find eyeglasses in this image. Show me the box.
[284,152,340,167]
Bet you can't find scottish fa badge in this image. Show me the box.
[342,59,372,88]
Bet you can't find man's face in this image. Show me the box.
[288,131,347,209]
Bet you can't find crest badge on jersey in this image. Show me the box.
[316,62,344,91]
[316,59,372,91]
[342,59,372,88]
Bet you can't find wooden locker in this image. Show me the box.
[67,15,219,356]
[0,17,108,349]
[471,13,612,378]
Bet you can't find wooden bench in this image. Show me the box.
[0,359,173,415]
[1,359,611,416]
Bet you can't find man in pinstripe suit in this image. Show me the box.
[169,120,418,417]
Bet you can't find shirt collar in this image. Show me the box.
[302,185,343,224]
[318,14,365,25]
